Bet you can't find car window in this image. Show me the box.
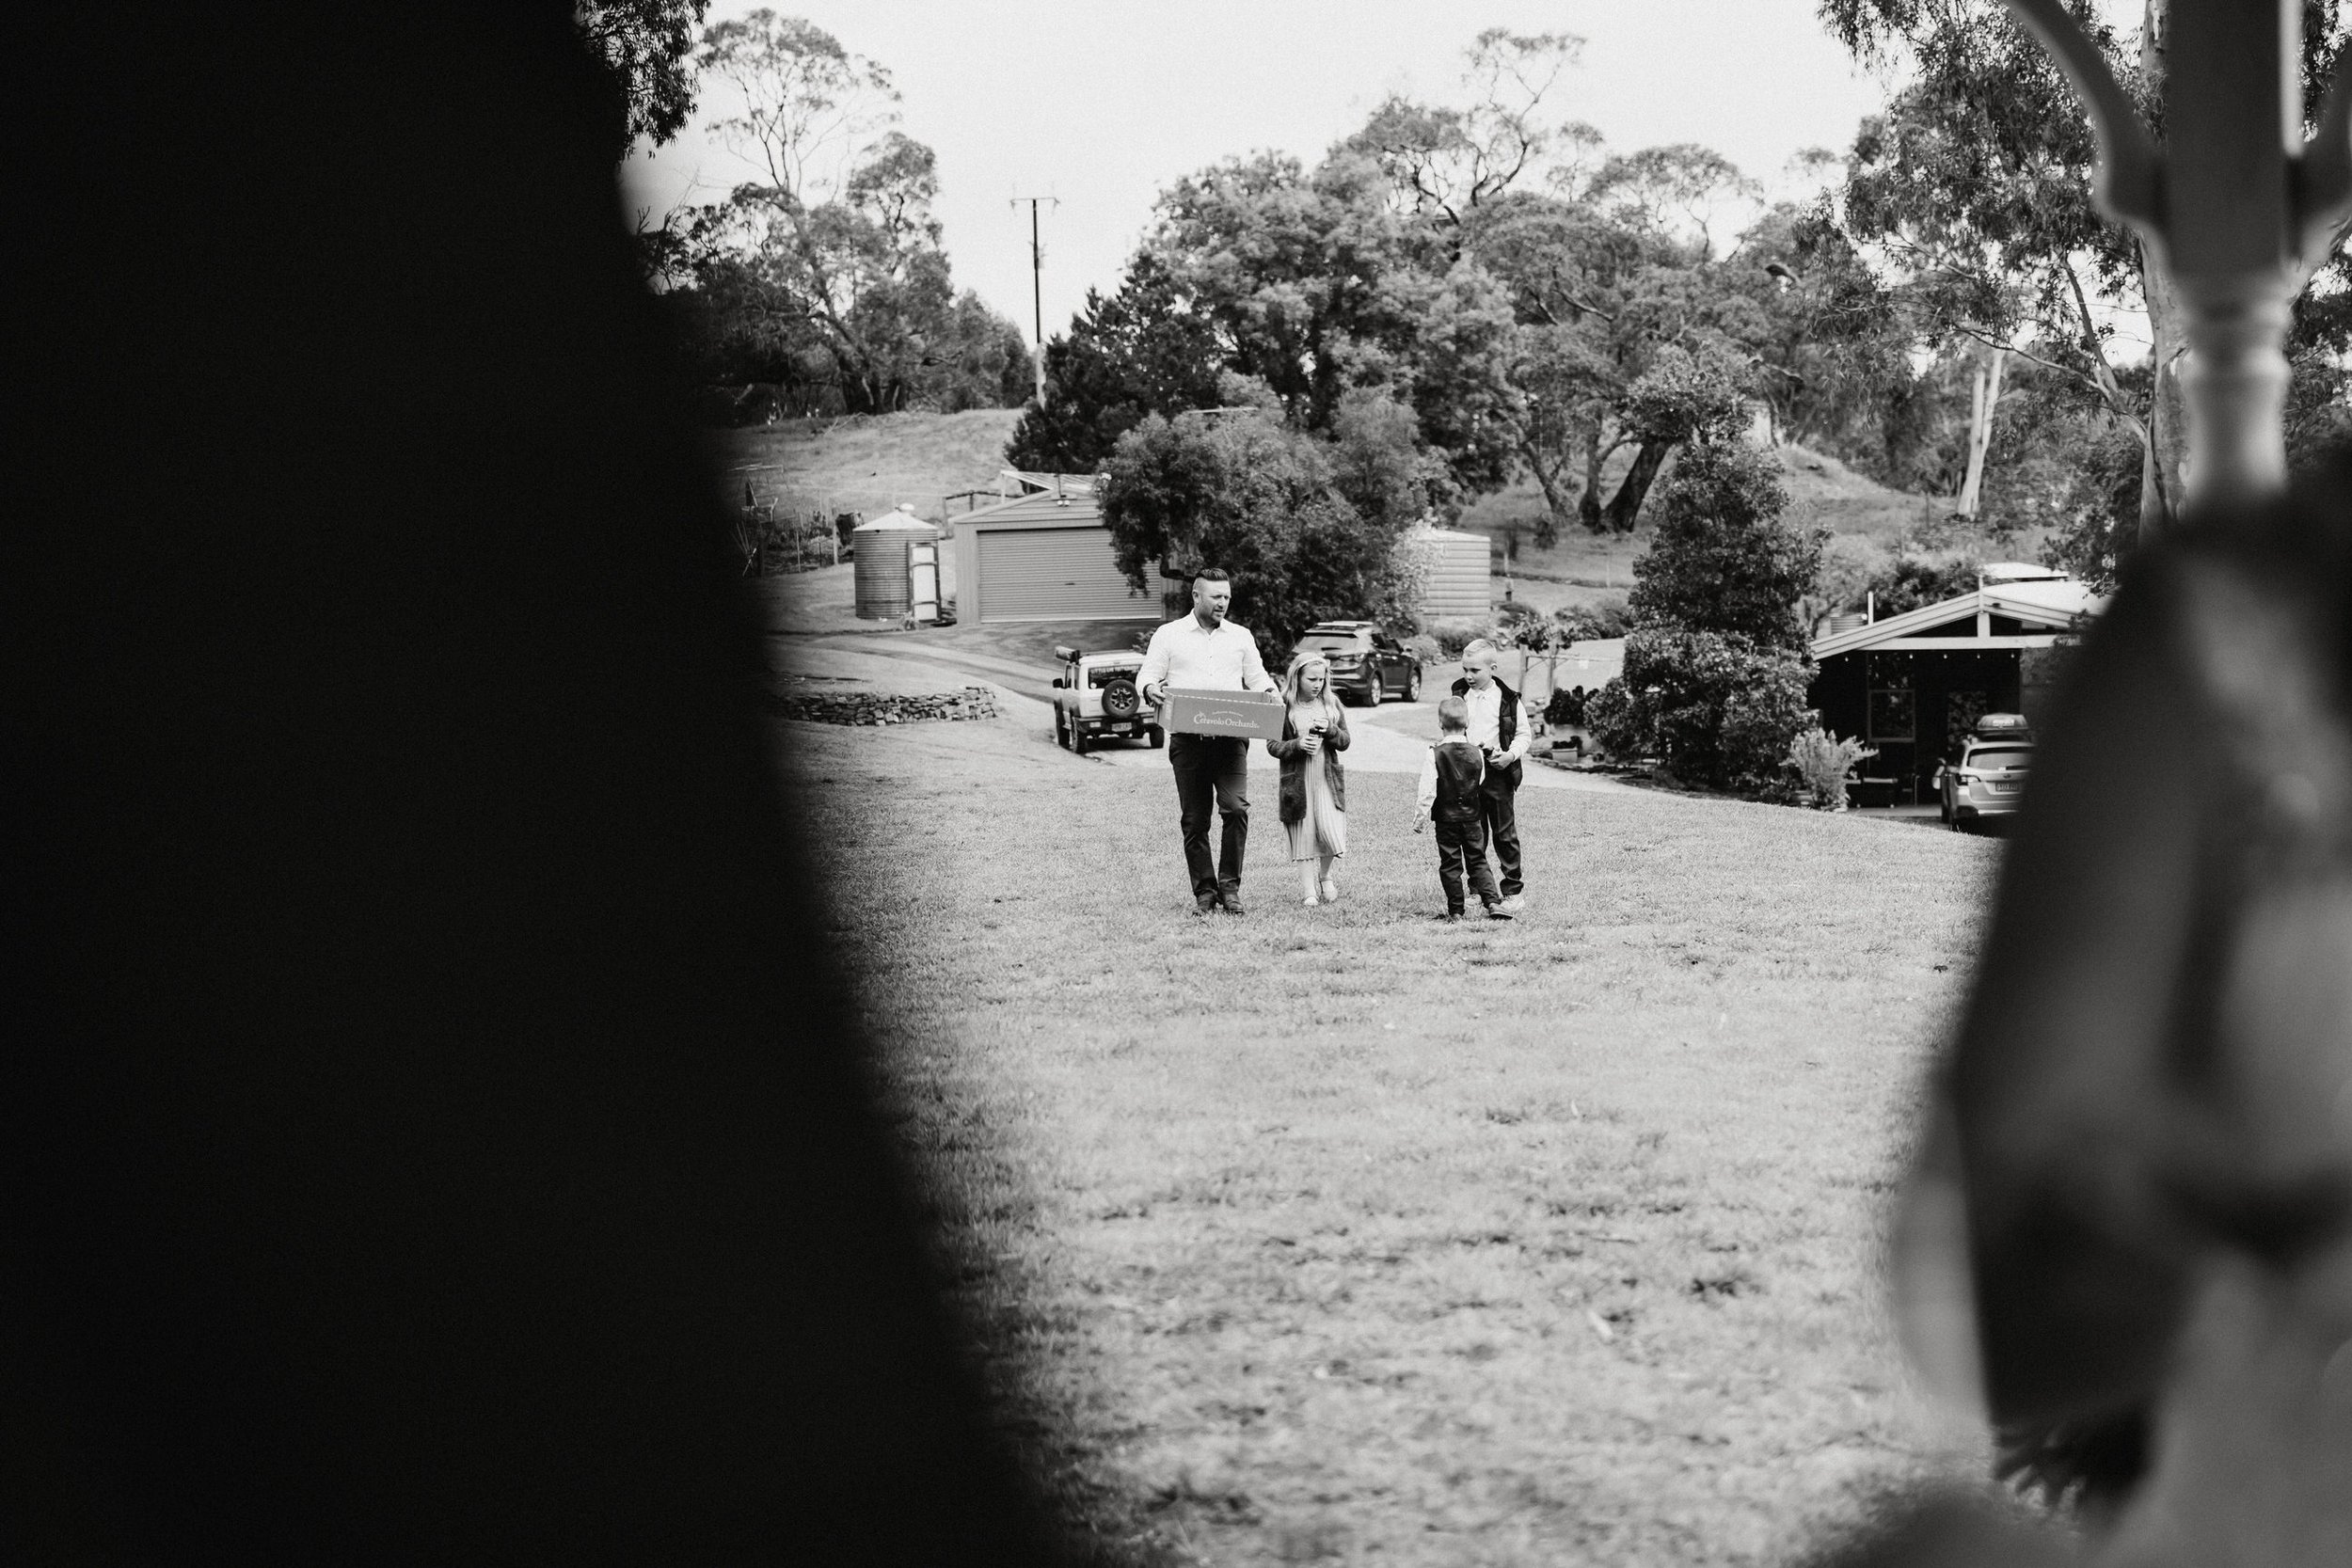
[1300,636,1364,652]
[1966,746,2032,769]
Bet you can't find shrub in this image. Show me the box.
[1544,686,1592,727]
[1493,599,1549,648]
[1787,727,1873,810]
[1585,627,1816,794]
[1403,633,1441,664]
[1629,440,1823,652]
[1854,556,1981,619]
[1423,618,1496,657]
[1554,597,1630,642]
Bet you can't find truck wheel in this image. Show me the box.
[1072,726,1089,756]
[1405,667,1422,701]
[1365,672,1383,706]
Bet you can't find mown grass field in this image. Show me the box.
[777,710,2001,1565]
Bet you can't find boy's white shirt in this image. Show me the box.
[1415,736,1486,819]
[1459,681,1532,764]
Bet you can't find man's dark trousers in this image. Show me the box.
[1168,733,1249,900]
[1479,765,1523,898]
[1434,818,1500,913]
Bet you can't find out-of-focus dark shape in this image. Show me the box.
[1874,5,2352,1563]
[1788,1486,2078,1568]
[1,6,1059,1561]
[1944,469,2352,1543]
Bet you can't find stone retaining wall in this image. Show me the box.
[767,685,1001,726]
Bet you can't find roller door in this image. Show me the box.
[975,527,1159,622]
[1418,534,1492,619]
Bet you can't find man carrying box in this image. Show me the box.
[1137,567,1278,915]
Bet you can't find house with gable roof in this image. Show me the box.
[1806,563,2105,804]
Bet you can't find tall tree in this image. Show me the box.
[1002,256,1222,471]
[1474,188,1756,537]
[1338,28,1589,244]
[1098,410,1426,666]
[576,1,710,159]
[661,14,1030,415]
[1820,0,2352,539]
[1628,439,1824,651]
[1010,147,1517,499]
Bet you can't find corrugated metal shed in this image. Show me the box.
[1410,527,1491,622]
[949,490,1167,624]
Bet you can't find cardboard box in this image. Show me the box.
[1161,687,1286,742]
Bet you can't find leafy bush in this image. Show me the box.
[1854,556,1981,619]
[1544,686,1591,727]
[1099,410,1429,669]
[1403,633,1441,664]
[1553,596,1630,642]
[1586,628,1816,794]
[1493,600,1549,648]
[1423,618,1498,657]
[1786,726,1874,810]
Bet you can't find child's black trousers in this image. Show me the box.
[1434,818,1500,913]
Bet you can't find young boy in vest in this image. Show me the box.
[1415,696,1510,921]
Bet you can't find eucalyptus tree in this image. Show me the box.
[576,0,710,158]
[1820,0,2352,538]
[661,12,1029,415]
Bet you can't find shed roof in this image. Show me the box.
[1810,575,2105,659]
[953,489,1105,530]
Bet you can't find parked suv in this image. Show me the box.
[1291,622,1422,706]
[1936,712,2034,829]
[1050,643,1163,753]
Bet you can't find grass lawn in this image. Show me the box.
[778,712,2000,1565]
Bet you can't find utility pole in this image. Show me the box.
[1009,195,1057,407]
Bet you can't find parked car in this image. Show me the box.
[1049,643,1162,754]
[1291,622,1422,705]
[1936,712,2034,829]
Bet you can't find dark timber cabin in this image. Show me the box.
[1806,563,2105,805]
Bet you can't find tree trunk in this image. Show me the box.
[1601,438,1671,533]
[1518,436,1573,545]
[1578,427,1604,532]
[2136,0,2185,539]
[2140,241,2190,539]
[1956,345,2006,519]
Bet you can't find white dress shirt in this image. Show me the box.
[1459,682,1531,764]
[1137,614,1276,699]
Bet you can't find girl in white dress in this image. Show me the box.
[1268,654,1350,905]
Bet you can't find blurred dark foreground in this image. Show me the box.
[2,7,1057,1560]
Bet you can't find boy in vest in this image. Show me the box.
[1414,696,1510,921]
[1448,640,1529,914]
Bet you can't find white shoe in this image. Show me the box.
[1302,893,1322,907]
[1319,878,1339,903]
[1499,894,1526,915]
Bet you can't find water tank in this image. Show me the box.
[852,508,939,620]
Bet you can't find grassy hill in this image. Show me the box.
[718,413,2018,626]
[707,408,1025,525]
[1454,442,2001,619]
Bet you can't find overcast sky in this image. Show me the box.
[616,3,2137,353]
